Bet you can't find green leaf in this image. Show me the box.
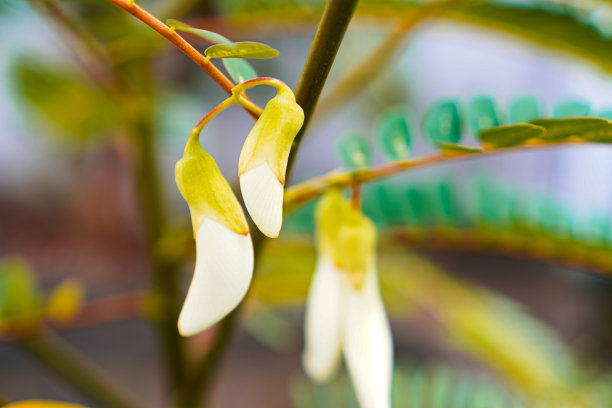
[166,19,231,44]
[448,3,612,77]
[336,133,372,168]
[508,95,542,123]
[468,95,501,133]
[166,19,258,82]
[529,117,612,141]
[377,108,412,160]
[205,42,279,59]
[405,187,433,226]
[436,142,483,154]
[478,123,545,148]
[423,100,463,144]
[553,100,591,117]
[12,57,118,148]
[223,58,258,83]
[0,259,41,322]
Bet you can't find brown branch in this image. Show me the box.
[284,141,590,211]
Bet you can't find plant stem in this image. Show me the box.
[19,334,143,408]
[130,111,188,391]
[106,0,233,92]
[284,141,592,211]
[179,1,358,404]
[286,0,359,180]
[105,0,261,120]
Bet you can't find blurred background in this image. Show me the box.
[1,0,612,406]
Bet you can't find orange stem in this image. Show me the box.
[106,0,260,120]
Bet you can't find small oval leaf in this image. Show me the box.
[166,20,259,82]
[205,42,279,59]
[436,142,483,155]
[478,123,545,148]
[423,100,463,144]
[377,109,412,160]
[508,95,542,123]
[468,95,501,133]
[553,100,590,117]
[530,117,612,141]
[336,133,372,169]
[166,19,231,44]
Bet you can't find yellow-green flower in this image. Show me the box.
[238,81,304,238]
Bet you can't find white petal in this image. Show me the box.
[342,265,393,408]
[178,219,254,336]
[240,163,284,238]
[302,256,344,382]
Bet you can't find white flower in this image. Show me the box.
[303,256,393,408]
[178,219,254,336]
[175,138,253,336]
[237,82,304,238]
[302,189,393,408]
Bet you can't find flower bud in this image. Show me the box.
[239,85,304,238]
[315,190,376,289]
[175,140,253,336]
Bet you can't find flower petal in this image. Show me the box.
[342,265,393,408]
[302,256,344,382]
[239,163,284,238]
[178,218,254,336]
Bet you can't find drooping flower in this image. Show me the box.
[175,137,253,336]
[302,190,393,408]
[238,81,304,238]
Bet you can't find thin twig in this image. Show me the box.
[19,333,143,408]
[105,0,261,120]
[284,141,591,210]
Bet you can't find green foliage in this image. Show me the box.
[204,42,279,59]
[423,99,463,144]
[0,259,41,327]
[167,19,259,83]
[11,57,118,149]
[291,363,523,408]
[508,95,542,124]
[377,108,412,160]
[553,100,591,117]
[479,123,545,148]
[0,258,84,331]
[530,117,612,141]
[336,133,372,168]
[449,2,612,75]
[468,95,501,133]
